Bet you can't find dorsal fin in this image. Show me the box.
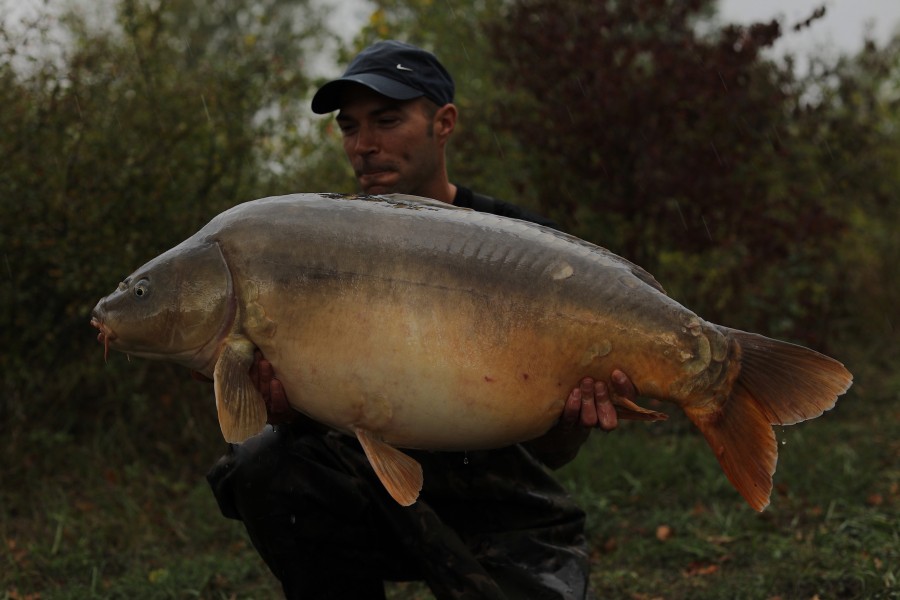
[378,193,469,210]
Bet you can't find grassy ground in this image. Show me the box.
[2,363,897,599]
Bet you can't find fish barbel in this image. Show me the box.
[90,193,852,509]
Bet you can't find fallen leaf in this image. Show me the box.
[656,524,673,541]
[6,538,29,565]
[103,467,119,485]
[684,562,719,577]
[6,589,41,600]
[706,534,735,545]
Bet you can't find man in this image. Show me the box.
[208,40,636,599]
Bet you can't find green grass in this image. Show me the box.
[1,380,282,599]
[2,367,897,599]
[564,400,900,600]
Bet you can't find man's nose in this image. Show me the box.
[351,123,378,155]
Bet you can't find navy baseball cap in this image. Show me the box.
[311,40,455,114]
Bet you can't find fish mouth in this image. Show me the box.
[90,316,117,363]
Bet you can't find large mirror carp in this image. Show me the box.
[91,193,852,509]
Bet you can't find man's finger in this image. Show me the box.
[610,369,637,401]
[594,381,618,431]
[256,355,274,403]
[560,387,582,429]
[269,379,289,414]
[579,377,598,428]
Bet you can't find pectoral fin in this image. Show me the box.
[611,395,668,422]
[214,336,267,443]
[355,427,423,506]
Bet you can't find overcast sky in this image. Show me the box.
[5,0,900,65]
[316,0,900,76]
[325,0,900,59]
[719,0,900,58]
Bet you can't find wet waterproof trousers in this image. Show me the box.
[207,423,594,599]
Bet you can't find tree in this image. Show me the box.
[488,0,849,345]
[796,33,900,376]
[0,0,329,431]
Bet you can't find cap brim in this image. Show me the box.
[311,74,424,114]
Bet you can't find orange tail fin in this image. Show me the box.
[683,328,853,511]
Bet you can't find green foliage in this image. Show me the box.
[0,2,330,594]
[0,0,327,425]
[487,0,857,347]
[796,36,900,378]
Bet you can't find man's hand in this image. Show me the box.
[526,369,637,469]
[558,370,635,432]
[249,350,298,425]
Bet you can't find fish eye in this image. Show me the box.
[133,278,151,299]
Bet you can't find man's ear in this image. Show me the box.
[434,103,458,143]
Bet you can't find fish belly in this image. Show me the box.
[254,287,573,449]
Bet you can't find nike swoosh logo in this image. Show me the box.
[396,64,413,72]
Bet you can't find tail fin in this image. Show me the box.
[683,328,853,511]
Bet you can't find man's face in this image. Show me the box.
[336,85,444,197]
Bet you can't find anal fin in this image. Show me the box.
[611,395,669,422]
[355,427,423,506]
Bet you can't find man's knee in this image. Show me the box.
[206,426,376,523]
[206,425,297,520]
